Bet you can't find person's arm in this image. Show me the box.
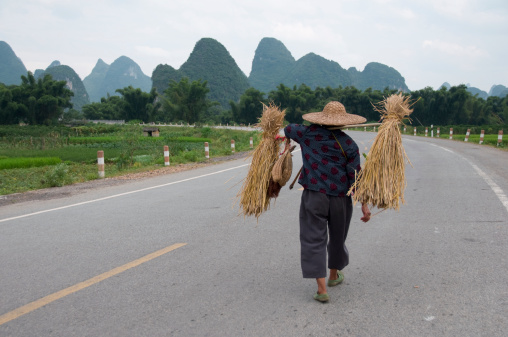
[283,124,304,143]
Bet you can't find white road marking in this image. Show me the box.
[427,143,508,214]
[0,163,250,224]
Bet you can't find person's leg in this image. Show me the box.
[299,190,330,292]
[316,277,327,294]
[327,196,353,274]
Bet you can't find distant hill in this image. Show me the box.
[0,41,27,85]
[281,52,351,90]
[489,84,508,98]
[249,37,295,93]
[248,37,409,93]
[466,86,488,99]
[152,38,250,108]
[47,60,61,68]
[441,82,494,99]
[37,62,90,111]
[351,62,408,91]
[83,56,152,102]
[151,64,180,96]
[83,59,110,102]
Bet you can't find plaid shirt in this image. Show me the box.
[284,124,361,197]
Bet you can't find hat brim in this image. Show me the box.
[302,112,367,126]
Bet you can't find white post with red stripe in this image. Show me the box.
[249,137,253,149]
[414,127,416,136]
[403,126,406,133]
[205,142,210,159]
[498,130,504,146]
[164,145,170,166]
[97,150,105,178]
[464,129,471,142]
[231,139,235,153]
[425,127,428,137]
[437,127,440,138]
[479,130,485,144]
[449,128,453,140]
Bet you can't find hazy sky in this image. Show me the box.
[1,0,506,93]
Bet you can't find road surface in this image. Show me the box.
[1,131,507,336]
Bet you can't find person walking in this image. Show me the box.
[283,101,371,303]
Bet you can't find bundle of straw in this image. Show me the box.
[348,93,414,210]
[238,103,286,218]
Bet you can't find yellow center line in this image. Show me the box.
[0,242,187,326]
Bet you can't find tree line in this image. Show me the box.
[1,72,507,127]
[230,84,508,127]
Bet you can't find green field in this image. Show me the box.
[0,125,259,195]
[0,124,505,195]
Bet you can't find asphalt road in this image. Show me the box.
[0,131,507,336]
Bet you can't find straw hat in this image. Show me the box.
[302,101,367,126]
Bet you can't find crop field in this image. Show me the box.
[0,125,259,195]
[0,124,505,196]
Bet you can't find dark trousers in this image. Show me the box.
[299,189,353,278]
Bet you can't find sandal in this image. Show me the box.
[313,292,329,302]
[327,271,344,287]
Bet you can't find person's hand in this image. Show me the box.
[361,203,371,222]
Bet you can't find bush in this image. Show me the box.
[44,163,70,187]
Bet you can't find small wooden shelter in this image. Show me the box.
[143,127,160,137]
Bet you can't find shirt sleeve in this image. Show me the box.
[345,139,362,190]
[283,124,306,144]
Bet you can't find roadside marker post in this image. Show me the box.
[425,127,428,137]
[164,146,170,166]
[498,130,504,146]
[464,129,471,142]
[414,127,416,136]
[205,142,210,159]
[479,130,485,144]
[250,137,253,149]
[97,151,105,178]
[449,128,453,140]
[231,139,235,153]
[437,127,440,138]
